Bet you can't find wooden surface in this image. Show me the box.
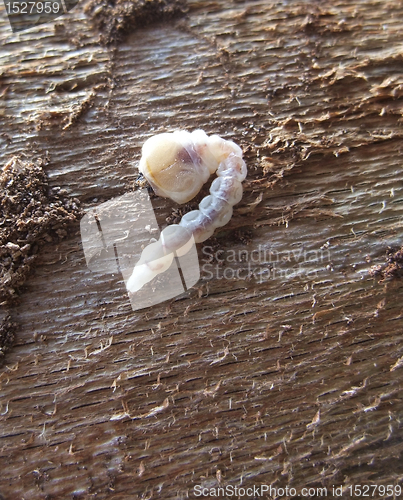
[1,0,403,498]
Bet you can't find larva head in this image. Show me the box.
[139,133,209,204]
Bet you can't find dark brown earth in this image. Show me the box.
[0,156,82,305]
[370,245,403,280]
[0,316,15,368]
[84,0,188,44]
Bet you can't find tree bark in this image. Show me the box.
[1,0,403,498]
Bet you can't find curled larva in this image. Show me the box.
[126,130,247,293]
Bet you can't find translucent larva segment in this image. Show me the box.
[199,194,227,213]
[160,224,193,253]
[146,253,174,273]
[136,238,172,267]
[217,155,247,182]
[126,263,156,293]
[212,204,233,227]
[194,226,215,243]
[179,210,215,243]
[210,176,243,205]
[126,238,175,293]
[126,224,196,293]
[179,210,201,232]
[199,195,233,228]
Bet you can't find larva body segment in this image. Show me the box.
[127,130,247,293]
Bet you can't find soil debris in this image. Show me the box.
[84,0,188,45]
[34,90,97,131]
[233,228,253,245]
[165,204,197,225]
[0,156,82,305]
[0,316,15,368]
[370,245,403,280]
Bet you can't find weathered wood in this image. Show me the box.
[1,0,403,498]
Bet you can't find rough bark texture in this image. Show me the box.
[1,0,403,498]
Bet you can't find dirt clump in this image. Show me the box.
[85,0,188,45]
[0,156,82,305]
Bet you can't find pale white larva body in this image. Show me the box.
[126,130,247,293]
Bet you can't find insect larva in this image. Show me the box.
[126,130,247,293]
